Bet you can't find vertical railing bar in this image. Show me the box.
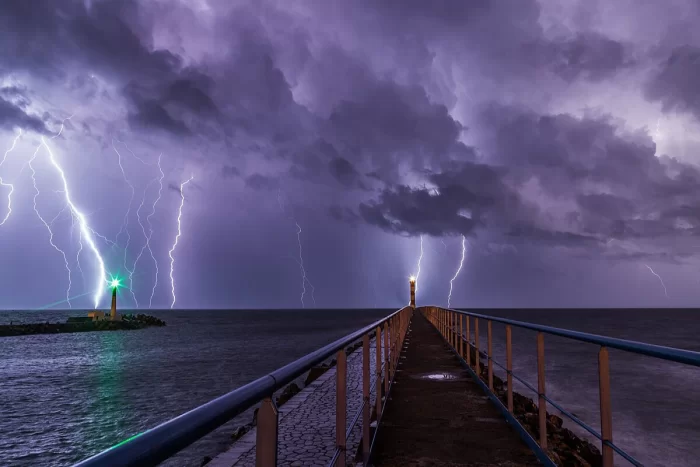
[475,318,480,376]
[506,324,513,414]
[487,320,493,391]
[459,314,464,358]
[255,397,279,467]
[384,321,389,394]
[599,346,614,467]
[362,334,370,464]
[466,315,471,367]
[448,311,452,347]
[537,332,547,450]
[336,349,347,467]
[375,326,382,422]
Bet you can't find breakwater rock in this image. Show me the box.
[0,314,166,337]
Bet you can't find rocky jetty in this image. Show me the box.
[0,313,166,337]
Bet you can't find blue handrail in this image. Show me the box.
[445,307,700,367]
[431,306,698,466]
[73,307,406,467]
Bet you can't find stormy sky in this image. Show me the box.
[2,0,700,310]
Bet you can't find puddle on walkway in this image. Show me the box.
[413,371,465,381]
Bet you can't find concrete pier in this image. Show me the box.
[370,312,540,466]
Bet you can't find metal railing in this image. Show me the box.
[422,306,700,467]
[74,306,413,467]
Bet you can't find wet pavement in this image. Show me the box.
[370,312,541,467]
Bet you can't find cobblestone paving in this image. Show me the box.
[210,337,386,467]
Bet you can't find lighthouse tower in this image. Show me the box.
[409,277,416,308]
[110,286,121,321]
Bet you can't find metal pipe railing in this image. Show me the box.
[74,306,413,467]
[422,306,700,467]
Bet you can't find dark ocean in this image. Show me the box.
[1,308,698,467]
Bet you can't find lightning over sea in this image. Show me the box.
[0,115,194,312]
[169,175,194,309]
[278,188,316,308]
[447,235,466,308]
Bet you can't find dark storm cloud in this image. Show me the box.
[328,205,360,224]
[125,90,191,136]
[645,45,700,121]
[221,165,241,178]
[541,32,633,82]
[0,97,48,133]
[356,103,700,256]
[0,0,174,80]
[358,176,493,237]
[1,0,220,135]
[479,104,664,193]
[328,157,364,188]
[245,173,279,191]
[327,81,462,158]
[345,0,631,85]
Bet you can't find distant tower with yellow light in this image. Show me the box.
[409,276,416,308]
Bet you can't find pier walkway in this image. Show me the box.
[371,312,539,467]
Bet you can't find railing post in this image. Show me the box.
[506,325,513,413]
[449,311,453,346]
[537,332,547,450]
[466,316,471,367]
[442,309,445,336]
[255,397,279,467]
[451,311,457,350]
[336,349,347,467]
[376,326,383,420]
[599,346,614,467]
[446,311,450,344]
[474,318,480,375]
[459,314,464,357]
[362,334,370,463]
[452,311,457,350]
[392,317,397,372]
[487,320,493,391]
[443,309,446,336]
[384,321,389,394]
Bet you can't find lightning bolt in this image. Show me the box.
[296,222,312,308]
[130,153,165,308]
[414,235,424,295]
[644,264,668,298]
[447,235,466,308]
[41,136,107,309]
[112,140,138,306]
[169,175,193,309]
[28,127,73,307]
[278,188,316,308]
[148,155,165,308]
[0,129,22,225]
